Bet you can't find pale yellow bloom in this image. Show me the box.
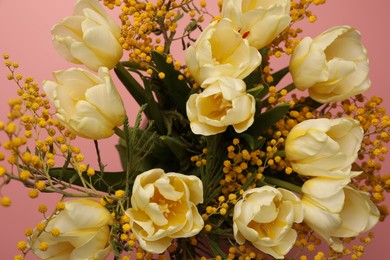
[43,67,126,140]
[221,0,291,49]
[125,169,204,254]
[186,77,255,136]
[233,186,303,259]
[52,0,123,71]
[185,18,261,84]
[290,26,370,103]
[302,177,380,252]
[29,199,113,259]
[285,118,363,178]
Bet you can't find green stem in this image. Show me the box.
[114,127,126,139]
[274,150,286,158]
[262,176,303,195]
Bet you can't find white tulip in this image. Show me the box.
[233,186,304,259]
[43,67,126,139]
[302,178,380,252]
[186,77,256,136]
[185,18,261,84]
[125,168,204,254]
[29,199,112,260]
[285,118,363,178]
[52,0,123,71]
[221,0,291,49]
[290,26,370,103]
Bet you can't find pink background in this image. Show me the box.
[0,0,389,259]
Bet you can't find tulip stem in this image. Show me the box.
[262,176,303,195]
[114,127,126,139]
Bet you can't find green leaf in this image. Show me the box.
[246,103,291,136]
[271,66,290,86]
[244,70,262,89]
[204,235,227,259]
[142,77,167,134]
[151,51,191,115]
[114,63,147,108]
[48,168,126,192]
[159,135,191,170]
[246,84,265,98]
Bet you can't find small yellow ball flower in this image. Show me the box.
[115,189,126,198]
[17,241,27,251]
[36,223,46,232]
[122,223,131,232]
[28,189,39,199]
[50,228,61,237]
[38,204,48,213]
[24,228,33,237]
[158,72,165,79]
[128,240,136,247]
[204,224,212,231]
[19,170,31,181]
[78,164,87,172]
[39,242,49,251]
[87,167,95,177]
[56,201,65,211]
[1,196,11,207]
[220,208,227,215]
[36,181,46,191]
[14,255,24,260]
[0,165,6,176]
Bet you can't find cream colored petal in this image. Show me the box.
[84,68,125,126]
[42,80,58,102]
[302,199,342,246]
[331,187,379,237]
[56,228,108,255]
[82,21,122,60]
[127,209,156,237]
[32,241,73,260]
[314,26,351,51]
[54,68,100,99]
[290,37,329,90]
[69,100,115,139]
[136,234,173,254]
[64,199,112,227]
[302,177,349,202]
[185,46,201,83]
[166,173,204,204]
[51,16,84,40]
[244,11,291,49]
[253,229,297,259]
[190,120,227,136]
[154,176,184,201]
[278,188,304,222]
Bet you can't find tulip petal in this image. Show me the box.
[84,68,125,126]
[69,100,115,139]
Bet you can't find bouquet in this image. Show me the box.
[1,0,389,259]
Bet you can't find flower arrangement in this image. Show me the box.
[1,0,389,259]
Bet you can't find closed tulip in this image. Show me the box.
[290,26,370,103]
[186,77,255,136]
[302,177,380,252]
[221,0,291,49]
[29,199,113,259]
[43,67,126,139]
[52,0,123,71]
[285,118,363,178]
[185,18,261,84]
